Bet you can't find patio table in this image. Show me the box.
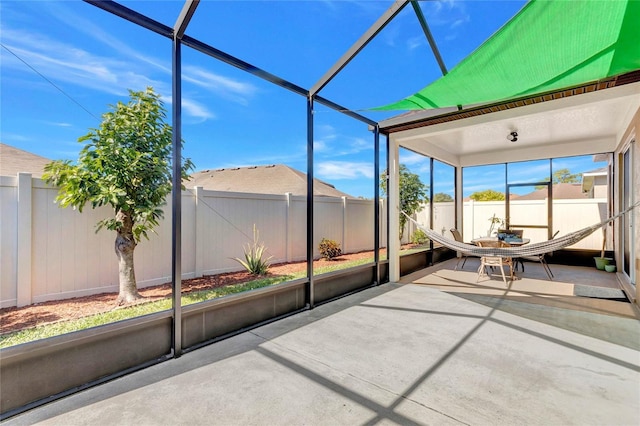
[471,237,530,246]
[471,237,531,273]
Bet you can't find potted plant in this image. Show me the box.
[594,227,613,270]
[488,214,505,237]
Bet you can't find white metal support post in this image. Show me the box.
[388,136,400,281]
[456,166,463,238]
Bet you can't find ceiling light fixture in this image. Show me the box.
[507,131,518,142]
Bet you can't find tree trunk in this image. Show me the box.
[114,211,141,304]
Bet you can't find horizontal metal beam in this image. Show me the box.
[315,95,377,126]
[87,1,377,133]
[83,0,173,38]
[310,0,410,96]
[174,0,200,40]
[180,35,309,98]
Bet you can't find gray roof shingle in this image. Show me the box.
[517,183,587,200]
[187,164,354,198]
[0,143,51,178]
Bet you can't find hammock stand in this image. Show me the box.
[401,201,640,258]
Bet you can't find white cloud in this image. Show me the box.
[462,182,498,194]
[314,126,372,156]
[182,66,258,105]
[1,32,224,123]
[40,0,260,113]
[399,150,428,166]
[181,98,216,123]
[450,17,468,29]
[346,137,371,153]
[1,29,163,98]
[421,0,470,40]
[507,162,552,182]
[310,121,373,156]
[316,124,338,141]
[1,133,31,142]
[314,140,329,152]
[381,25,399,48]
[43,1,170,74]
[183,68,255,94]
[1,3,255,122]
[407,36,424,51]
[45,122,73,127]
[317,161,373,180]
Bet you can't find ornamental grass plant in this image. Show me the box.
[233,224,273,275]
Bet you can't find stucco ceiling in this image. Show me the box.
[386,82,640,167]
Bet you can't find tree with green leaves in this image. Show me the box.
[43,87,194,304]
[535,168,580,189]
[381,164,429,240]
[433,192,453,202]
[469,189,505,201]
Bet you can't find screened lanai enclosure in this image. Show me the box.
[1,0,639,418]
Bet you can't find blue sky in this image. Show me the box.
[1,0,603,198]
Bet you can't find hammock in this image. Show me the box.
[402,201,639,258]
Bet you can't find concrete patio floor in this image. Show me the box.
[4,261,640,425]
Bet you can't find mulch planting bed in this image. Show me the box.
[1,250,385,335]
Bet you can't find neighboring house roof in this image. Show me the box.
[517,183,587,200]
[187,164,355,198]
[0,143,51,178]
[582,167,607,177]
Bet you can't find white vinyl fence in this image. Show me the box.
[1,174,387,308]
[1,174,609,308]
[409,199,609,251]
[460,199,610,250]
[412,202,456,243]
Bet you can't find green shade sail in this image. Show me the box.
[376,0,640,111]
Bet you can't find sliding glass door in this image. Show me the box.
[621,145,634,282]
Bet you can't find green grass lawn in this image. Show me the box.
[0,250,434,348]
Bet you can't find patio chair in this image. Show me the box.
[500,229,525,269]
[519,230,560,280]
[476,240,514,285]
[450,228,471,270]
